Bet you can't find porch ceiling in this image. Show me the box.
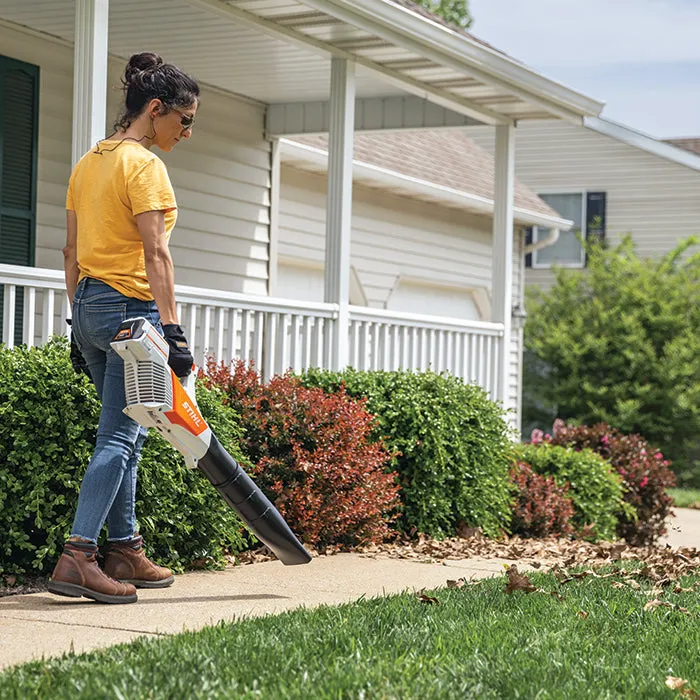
[0,0,604,126]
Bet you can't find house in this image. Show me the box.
[0,0,603,428]
[466,117,700,289]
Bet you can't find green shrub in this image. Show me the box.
[301,369,514,539]
[513,443,626,540]
[0,338,249,576]
[543,421,676,545]
[523,236,700,487]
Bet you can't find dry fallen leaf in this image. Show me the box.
[577,610,589,618]
[505,565,537,594]
[446,579,465,589]
[417,593,440,605]
[666,676,699,699]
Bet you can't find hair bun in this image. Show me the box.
[124,52,163,84]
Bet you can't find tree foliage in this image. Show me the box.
[523,236,700,487]
[412,0,473,30]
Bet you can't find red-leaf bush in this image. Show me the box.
[201,360,400,549]
[509,462,575,538]
[533,420,676,545]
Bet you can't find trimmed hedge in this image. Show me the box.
[513,443,627,540]
[0,338,250,576]
[301,369,515,539]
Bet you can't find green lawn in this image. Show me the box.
[1,567,698,699]
[669,488,700,509]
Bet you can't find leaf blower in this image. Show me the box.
[110,317,312,566]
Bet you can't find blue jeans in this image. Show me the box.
[70,278,162,543]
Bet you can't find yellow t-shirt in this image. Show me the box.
[66,141,177,301]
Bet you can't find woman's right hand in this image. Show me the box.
[162,324,194,377]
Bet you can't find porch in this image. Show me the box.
[0,0,604,421]
[0,262,504,396]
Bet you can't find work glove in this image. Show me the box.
[162,324,194,378]
[66,319,92,381]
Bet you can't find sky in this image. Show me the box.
[468,0,700,139]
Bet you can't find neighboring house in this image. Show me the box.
[0,0,604,427]
[466,117,700,289]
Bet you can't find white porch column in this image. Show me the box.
[491,123,515,407]
[72,0,109,167]
[324,58,356,370]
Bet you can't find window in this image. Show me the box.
[528,192,607,269]
[0,55,39,345]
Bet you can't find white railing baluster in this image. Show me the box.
[263,312,276,380]
[302,316,313,369]
[254,311,265,370]
[42,289,55,343]
[202,305,213,363]
[187,304,198,359]
[290,314,301,372]
[240,310,251,362]
[23,287,36,346]
[3,284,16,347]
[216,307,226,363]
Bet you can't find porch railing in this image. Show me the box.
[0,264,504,396]
[349,306,503,393]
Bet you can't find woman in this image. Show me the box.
[48,52,198,604]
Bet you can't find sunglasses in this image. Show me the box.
[171,108,195,130]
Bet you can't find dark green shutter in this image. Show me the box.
[0,55,39,345]
[586,192,606,243]
[524,227,533,268]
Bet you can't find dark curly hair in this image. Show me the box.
[114,52,200,131]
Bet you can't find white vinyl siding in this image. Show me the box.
[1,22,271,296]
[279,166,525,424]
[467,120,700,289]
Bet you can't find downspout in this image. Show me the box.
[523,227,560,254]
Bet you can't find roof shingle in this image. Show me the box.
[292,130,561,220]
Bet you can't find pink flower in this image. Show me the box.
[553,418,566,434]
[654,452,663,460]
[600,435,610,445]
[531,429,544,445]
[639,476,649,488]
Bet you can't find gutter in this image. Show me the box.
[280,139,573,230]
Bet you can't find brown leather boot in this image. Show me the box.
[102,535,174,588]
[48,541,138,604]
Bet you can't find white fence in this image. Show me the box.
[0,264,504,395]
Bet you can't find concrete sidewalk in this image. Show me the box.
[0,553,518,670]
[1,508,696,671]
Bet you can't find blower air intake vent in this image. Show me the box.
[124,360,172,407]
